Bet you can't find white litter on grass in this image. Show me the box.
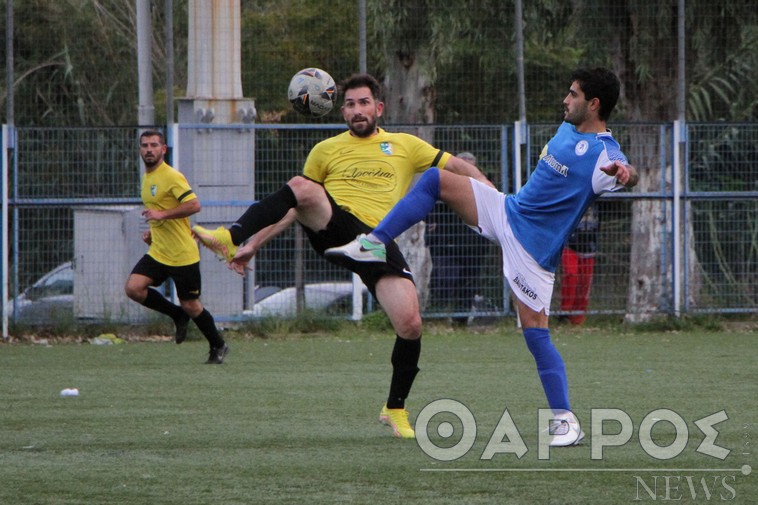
[59,388,80,397]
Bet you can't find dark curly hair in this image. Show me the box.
[570,68,620,121]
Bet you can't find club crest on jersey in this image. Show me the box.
[150,185,157,196]
[380,142,393,156]
[575,140,589,156]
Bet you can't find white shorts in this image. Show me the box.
[469,178,555,315]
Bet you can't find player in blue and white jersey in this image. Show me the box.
[326,67,639,446]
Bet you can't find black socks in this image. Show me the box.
[193,309,225,348]
[229,184,298,245]
[142,288,184,320]
[387,336,421,409]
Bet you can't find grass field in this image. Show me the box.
[1,321,756,504]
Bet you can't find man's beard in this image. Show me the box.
[142,155,160,169]
[564,106,587,126]
[348,116,377,138]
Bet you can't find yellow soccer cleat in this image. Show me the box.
[379,404,415,439]
[192,225,238,263]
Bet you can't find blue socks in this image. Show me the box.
[373,168,441,244]
[523,327,571,412]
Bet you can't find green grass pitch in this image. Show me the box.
[1,323,755,504]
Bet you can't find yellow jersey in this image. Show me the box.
[140,161,199,266]
[303,128,451,228]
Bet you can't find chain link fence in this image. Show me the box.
[4,122,756,329]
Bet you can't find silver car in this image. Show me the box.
[246,282,367,318]
[11,262,74,324]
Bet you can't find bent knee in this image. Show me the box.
[287,176,324,205]
[124,283,144,302]
[394,312,422,339]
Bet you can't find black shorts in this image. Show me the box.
[130,254,202,301]
[303,193,414,297]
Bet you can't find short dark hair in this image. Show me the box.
[570,68,620,121]
[340,74,383,101]
[139,130,165,144]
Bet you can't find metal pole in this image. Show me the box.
[674,0,686,315]
[165,0,175,124]
[137,0,155,126]
[677,0,686,123]
[514,0,526,124]
[513,0,526,325]
[358,0,367,73]
[2,126,8,340]
[5,0,13,125]
[513,0,526,192]
[2,0,12,340]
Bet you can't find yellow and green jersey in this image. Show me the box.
[303,128,451,228]
[140,161,199,266]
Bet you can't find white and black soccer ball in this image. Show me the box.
[287,68,337,117]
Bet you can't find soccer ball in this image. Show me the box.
[287,68,337,117]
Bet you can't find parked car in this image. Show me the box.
[245,282,367,318]
[11,262,74,324]
[10,263,364,323]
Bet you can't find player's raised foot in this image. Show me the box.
[174,312,190,344]
[205,343,229,364]
[379,404,415,439]
[325,234,387,262]
[192,225,238,263]
[547,410,585,447]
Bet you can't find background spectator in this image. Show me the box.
[560,203,600,325]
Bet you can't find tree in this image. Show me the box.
[239,0,358,123]
[367,0,494,308]
[574,0,756,320]
[1,0,184,126]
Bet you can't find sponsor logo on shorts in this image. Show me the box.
[513,273,537,300]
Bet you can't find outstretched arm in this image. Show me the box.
[228,209,297,275]
[443,155,496,188]
[601,160,639,188]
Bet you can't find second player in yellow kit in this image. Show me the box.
[125,130,229,364]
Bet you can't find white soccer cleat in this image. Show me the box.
[324,233,387,262]
[547,410,585,447]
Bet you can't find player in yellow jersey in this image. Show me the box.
[125,130,229,364]
[193,74,490,437]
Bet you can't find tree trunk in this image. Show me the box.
[606,5,703,322]
[382,45,436,310]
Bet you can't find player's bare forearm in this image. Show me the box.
[142,199,201,222]
[228,210,297,275]
[444,155,495,188]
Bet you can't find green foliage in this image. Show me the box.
[688,23,758,121]
[3,0,756,125]
[357,309,393,332]
[229,310,346,338]
[623,314,724,333]
[6,0,144,125]
[240,0,358,123]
